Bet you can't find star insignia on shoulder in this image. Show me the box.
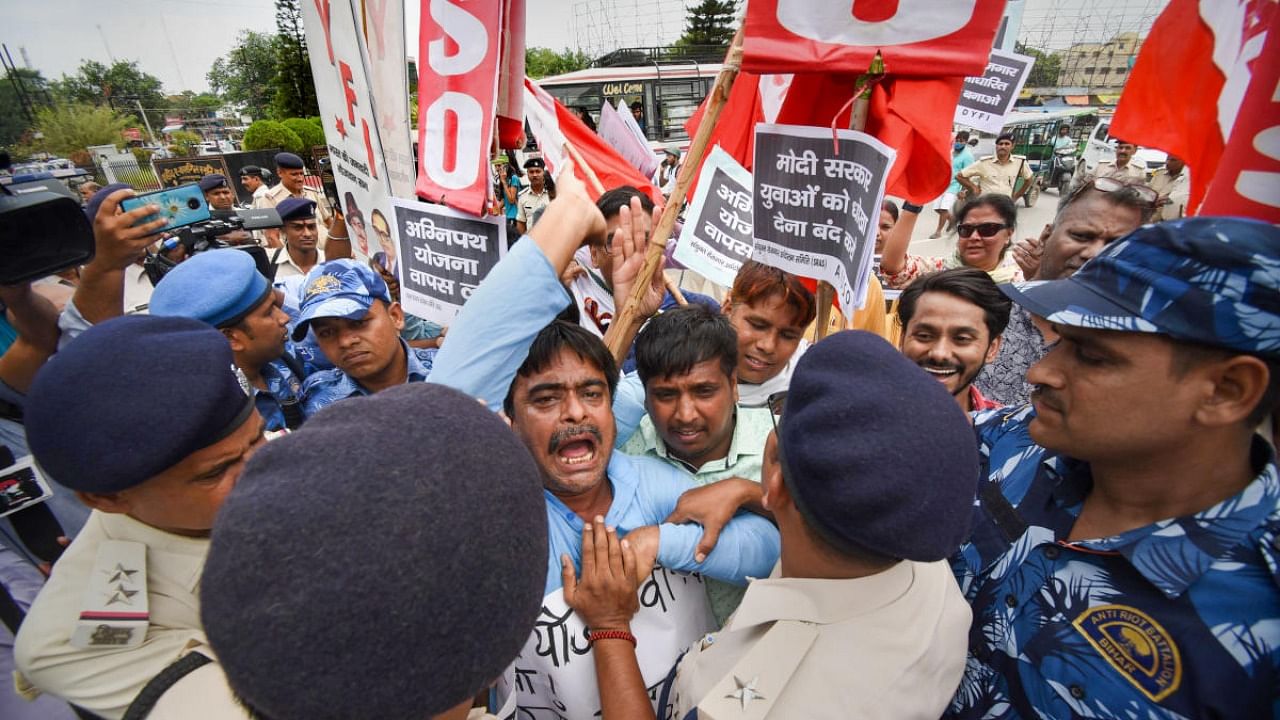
[106,563,138,584]
[725,675,766,710]
[105,584,139,606]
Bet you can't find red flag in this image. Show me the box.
[1111,0,1279,220]
[743,0,1006,76]
[524,78,663,204]
[496,0,526,149]
[416,0,503,215]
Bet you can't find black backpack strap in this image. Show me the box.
[122,651,213,720]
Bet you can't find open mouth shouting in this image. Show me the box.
[549,425,604,469]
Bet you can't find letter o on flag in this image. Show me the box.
[424,92,483,190]
[777,0,978,46]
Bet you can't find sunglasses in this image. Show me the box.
[1069,176,1159,206]
[957,222,1009,238]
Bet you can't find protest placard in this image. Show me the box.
[954,49,1035,135]
[751,123,895,318]
[390,198,506,325]
[360,0,415,199]
[598,99,659,178]
[672,146,755,288]
[301,0,395,265]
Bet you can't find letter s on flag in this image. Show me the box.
[744,0,1005,77]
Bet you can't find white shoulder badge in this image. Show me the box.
[70,540,149,649]
[696,621,818,720]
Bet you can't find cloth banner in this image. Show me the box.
[954,48,1034,135]
[751,123,895,318]
[390,198,506,324]
[673,146,756,288]
[496,0,527,148]
[360,0,415,199]
[598,99,659,178]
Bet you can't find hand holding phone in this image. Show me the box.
[91,189,171,271]
[119,183,212,233]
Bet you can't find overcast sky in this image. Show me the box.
[4,0,1167,95]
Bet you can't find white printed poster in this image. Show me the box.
[390,198,506,324]
[673,146,755,288]
[954,49,1035,135]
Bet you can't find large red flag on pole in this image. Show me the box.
[1110,0,1279,220]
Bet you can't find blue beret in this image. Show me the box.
[203,383,547,719]
[274,152,305,169]
[150,250,272,327]
[779,331,979,562]
[1002,217,1280,358]
[292,260,392,341]
[198,173,229,192]
[25,316,255,493]
[83,182,132,222]
[276,197,316,223]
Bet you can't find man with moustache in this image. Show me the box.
[956,133,1033,202]
[948,218,1280,719]
[896,268,1012,414]
[255,152,332,249]
[271,198,325,280]
[974,180,1150,405]
[1073,138,1147,192]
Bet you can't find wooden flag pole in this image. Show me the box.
[815,52,885,341]
[605,25,745,360]
[562,140,688,306]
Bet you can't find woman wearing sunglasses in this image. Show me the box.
[879,193,1023,290]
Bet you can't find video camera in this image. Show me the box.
[143,207,284,286]
[0,152,96,286]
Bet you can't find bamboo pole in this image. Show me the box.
[604,26,745,359]
[815,53,885,341]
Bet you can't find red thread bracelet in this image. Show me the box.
[588,629,637,647]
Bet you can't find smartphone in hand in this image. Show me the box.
[119,183,211,232]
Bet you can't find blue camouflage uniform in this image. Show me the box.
[301,341,436,416]
[947,218,1280,719]
[254,358,306,431]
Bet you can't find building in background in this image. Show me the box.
[1056,32,1143,91]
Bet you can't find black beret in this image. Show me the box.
[25,316,255,493]
[274,152,305,169]
[523,156,545,169]
[239,165,264,178]
[276,197,316,223]
[197,173,228,192]
[202,383,548,720]
[779,331,979,562]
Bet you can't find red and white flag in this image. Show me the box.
[496,0,526,149]
[416,0,504,215]
[1111,0,1279,220]
[523,78,662,204]
[743,0,1006,76]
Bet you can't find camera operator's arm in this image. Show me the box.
[69,190,167,329]
[0,282,60,393]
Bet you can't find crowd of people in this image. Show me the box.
[0,115,1274,720]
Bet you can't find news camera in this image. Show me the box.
[0,152,96,286]
[143,207,285,287]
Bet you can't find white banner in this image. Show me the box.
[673,146,755,288]
[360,0,415,199]
[301,0,395,267]
[954,49,1035,135]
[598,100,659,178]
[390,198,507,324]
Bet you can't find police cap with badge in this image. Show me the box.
[276,197,316,224]
[274,152,306,171]
[197,174,230,193]
[291,260,392,341]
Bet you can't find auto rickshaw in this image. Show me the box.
[1004,109,1099,207]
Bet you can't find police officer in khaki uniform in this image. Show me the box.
[254,152,332,249]
[563,332,979,719]
[14,316,262,720]
[956,133,1034,203]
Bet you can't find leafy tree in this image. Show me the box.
[282,117,325,150]
[0,68,52,148]
[168,130,203,156]
[52,60,167,130]
[676,1,738,48]
[21,102,133,157]
[525,47,592,79]
[1016,42,1064,88]
[168,91,223,117]
[207,30,279,119]
[243,119,302,154]
[272,0,320,119]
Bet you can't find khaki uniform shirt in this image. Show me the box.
[515,186,551,228]
[1075,159,1147,192]
[959,155,1033,198]
[272,245,325,281]
[1148,167,1191,221]
[255,183,333,249]
[13,511,248,720]
[670,560,971,719]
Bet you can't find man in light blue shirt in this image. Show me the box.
[931,129,976,239]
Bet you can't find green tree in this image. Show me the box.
[272,0,320,119]
[243,119,302,154]
[22,102,133,157]
[168,130,203,156]
[207,30,279,119]
[168,91,223,116]
[1016,42,1064,88]
[0,68,52,148]
[524,47,592,79]
[53,60,167,130]
[282,117,325,150]
[676,1,738,48]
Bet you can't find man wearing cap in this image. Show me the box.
[948,218,1280,719]
[237,165,270,205]
[13,316,261,720]
[254,152,331,249]
[271,197,325,280]
[515,156,551,235]
[150,250,305,431]
[957,133,1034,202]
[199,383,548,720]
[652,144,680,197]
[295,259,435,415]
[196,173,254,246]
[564,331,978,718]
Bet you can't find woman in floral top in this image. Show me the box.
[879,193,1024,290]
